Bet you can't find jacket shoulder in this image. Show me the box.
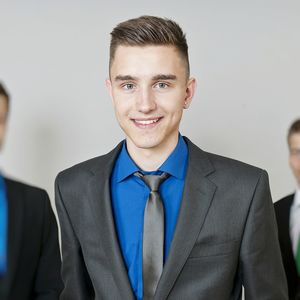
[186,137,264,182]
[207,152,267,195]
[4,177,50,217]
[5,177,47,196]
[56,142,123,186]
[274,194,294,210]
[207,151,262,173]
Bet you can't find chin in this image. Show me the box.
[129,135,162,150]
[134,140,160,150]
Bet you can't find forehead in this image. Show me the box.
[0,96,8,121]
[110,45,186,78]
[289,133,300,148]
[0,96,8,110]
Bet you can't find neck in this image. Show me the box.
[126,135,179,172]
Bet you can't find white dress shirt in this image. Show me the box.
[290,189,300,255]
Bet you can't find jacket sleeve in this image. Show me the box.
[55,174,94,300]
[33,190,64,299]
[240,170,288,299]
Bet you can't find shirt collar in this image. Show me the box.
[294,189,300,207]
[114,142,140,183]
[158,134,188,180]
[114,134,188,183]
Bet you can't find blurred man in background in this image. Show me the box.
[275,119,300,300]
[0,82,62,300]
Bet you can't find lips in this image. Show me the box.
[132,117,162,128]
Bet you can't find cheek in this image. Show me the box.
[114,107,128,125]
[113,98,130,115]
[156,93,185,112]
[113,91,134,112]
[289,158,295,171]
[290,157,300,172]
[0,124,6,136]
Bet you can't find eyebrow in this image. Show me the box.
[114,75,138,82]
[114,74,177,82]
[152,74,177,81]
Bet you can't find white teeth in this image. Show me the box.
[135,119,159,125]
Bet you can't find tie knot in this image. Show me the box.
[134,172,169,192]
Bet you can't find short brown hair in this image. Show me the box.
[0,81,10,110]
[109,15,190,77]
[288,119,300,144]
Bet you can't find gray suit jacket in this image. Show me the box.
[55,138,288,300]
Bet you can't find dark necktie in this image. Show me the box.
[134,172,169,300]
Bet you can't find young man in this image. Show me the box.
[275,119,300,299]
[0,82,63,300]
[55,16,288,299]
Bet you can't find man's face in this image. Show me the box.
[289,133,300,186]
[0,96,8,150]
[106,45,195,154]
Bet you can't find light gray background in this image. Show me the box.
[0,0,299,206]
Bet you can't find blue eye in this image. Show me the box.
[155,82,168,89]
[123,83,134,90]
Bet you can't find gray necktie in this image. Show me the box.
[134,172,169,300]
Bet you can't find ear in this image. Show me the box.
[183,77,196,109]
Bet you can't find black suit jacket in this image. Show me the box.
[0,178,63,300]
[275,194,300,299]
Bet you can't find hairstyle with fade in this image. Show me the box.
[109,15,190,77]
[0,81,10,111]
[288,119,300,145]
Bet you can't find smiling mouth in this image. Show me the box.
[132,117,162,128]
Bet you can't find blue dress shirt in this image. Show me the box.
[110,135,188,300]
[0,175,7,275]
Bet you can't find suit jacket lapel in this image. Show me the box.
[284,195,298,273]
[155,138,217,300]
[86,143,135,300]
[4,179,24,297]
[286,196,294,255]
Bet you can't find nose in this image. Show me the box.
[136,87,156,113]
